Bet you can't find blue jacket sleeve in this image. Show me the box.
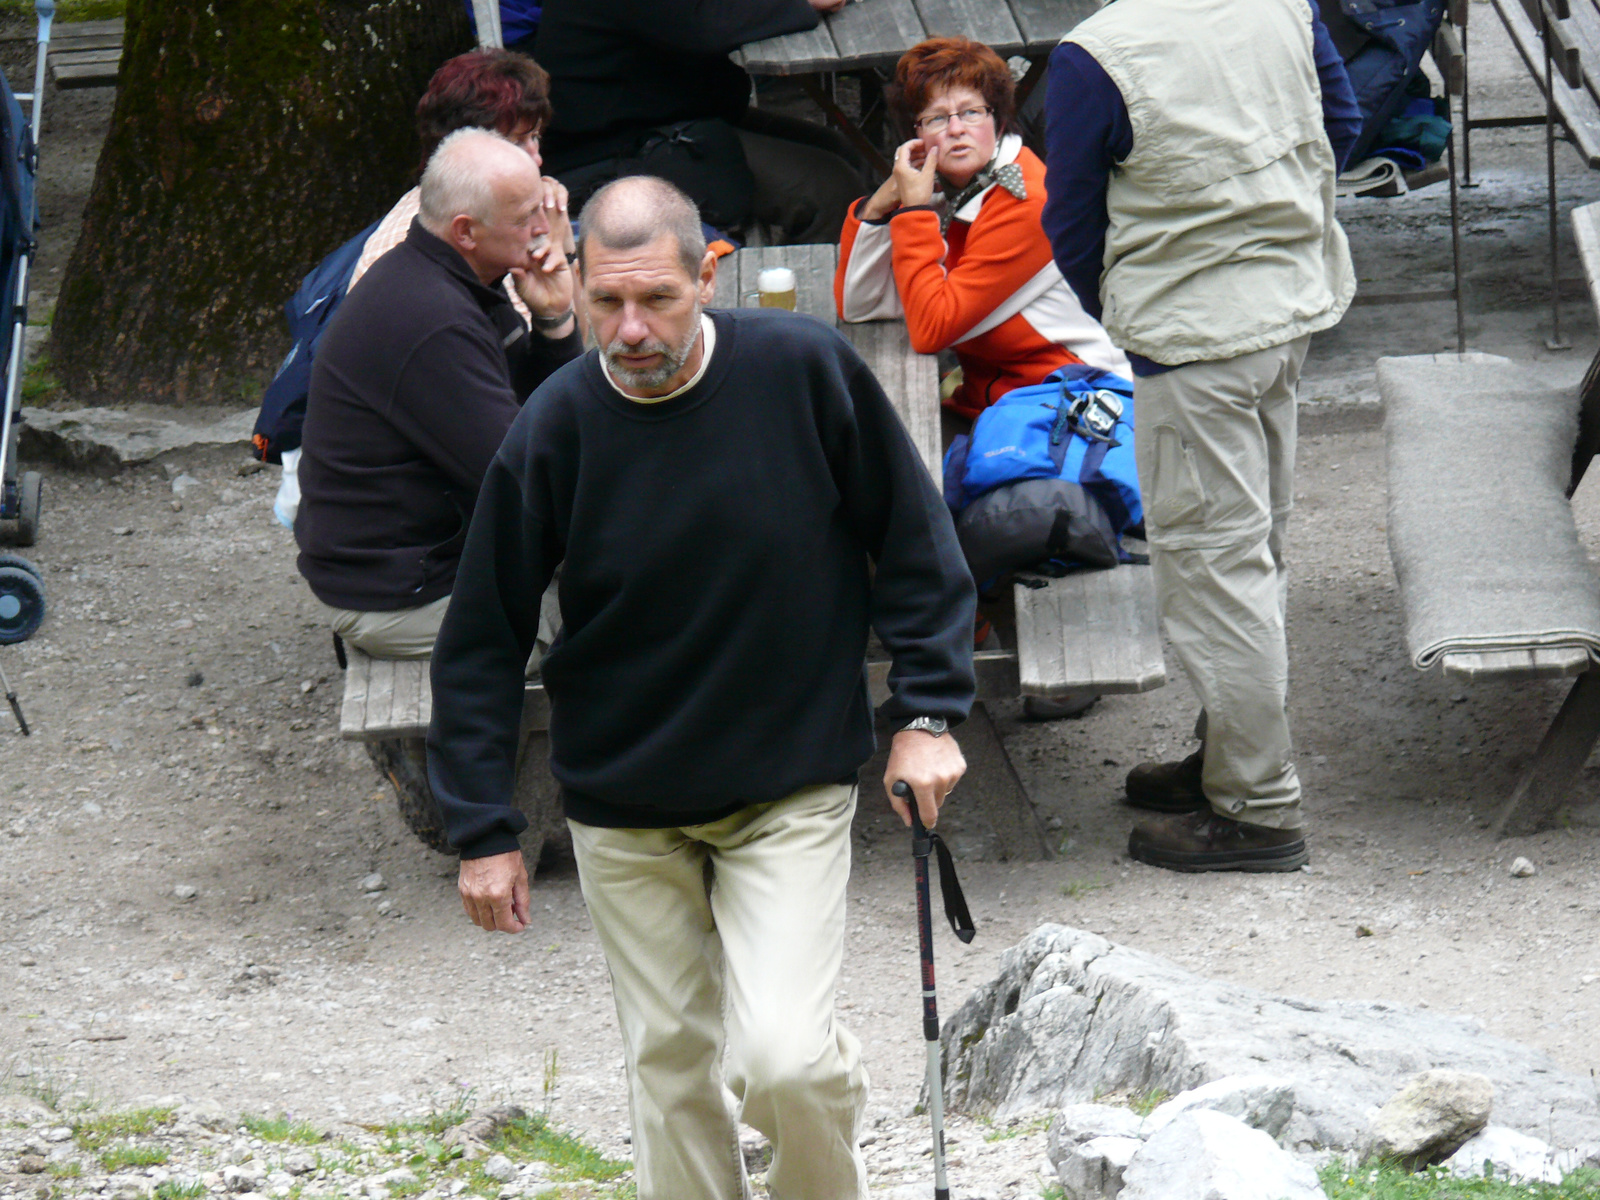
[1309,0,1363,170]
[1041,41,1132,324]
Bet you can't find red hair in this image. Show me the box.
[415,49,553,171]
[887,37,1015,138]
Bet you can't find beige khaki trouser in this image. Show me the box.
[323,596,450,660]
[1134,336,1309,830]
[568,783,868,1200]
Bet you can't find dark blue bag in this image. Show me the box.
[251,221,379,464]
[1321,0,1448,165]
[944,365,1142,532]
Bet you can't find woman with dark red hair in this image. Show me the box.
[835,37,1128,424]
[351,47,574,311]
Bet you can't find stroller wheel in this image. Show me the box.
[15,471,40,547]
[0,552,40,581]
[0,564,43,643]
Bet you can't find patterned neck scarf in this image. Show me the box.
[939,158,1027,233]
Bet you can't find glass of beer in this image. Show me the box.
[758,267,797,311]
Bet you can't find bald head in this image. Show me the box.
[577,176,707,279]
[418,127,539,234]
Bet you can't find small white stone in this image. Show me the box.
[1509,857,1537,878]
[361,873,387,893]
[171,474,203,497]
[482,1154,517,1183]
[173,884,199,900]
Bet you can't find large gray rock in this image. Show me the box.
[1049,1103,1146,1154]
[1365,1069,1493,1167]
[18,406,255,471]
[939,925,1600,1153]
[1057,1135,1141,1200]
[1142,1075,1296,1140]
[1119,1111,1325,1200]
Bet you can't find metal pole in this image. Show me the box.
[1447,128,1466,354]
[0,654,29,735]
[1462,21,1477,187]
[897,781,952,1200]
[1542,0,1571,350]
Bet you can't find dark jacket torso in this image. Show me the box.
[536,0,819,171]
[426,309,977,854]
[294,221,581,611]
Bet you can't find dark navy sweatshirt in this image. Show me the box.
[426,308,977,856]
[1042,0,1363,376]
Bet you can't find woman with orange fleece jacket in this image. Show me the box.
[835,37,1127,423]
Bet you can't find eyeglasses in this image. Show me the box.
[914,105,993,134]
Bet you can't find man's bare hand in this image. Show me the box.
[459,850,530,933]
[541,176,575,257]
[809,0,848,12]
[884,729,966,829]
[511,240,575,336]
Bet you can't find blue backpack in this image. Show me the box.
[251,220,379,464]
[942,366,1142,584]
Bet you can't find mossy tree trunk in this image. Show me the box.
[52,0,472,405]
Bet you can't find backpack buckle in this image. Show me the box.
[1064,388,1123,444]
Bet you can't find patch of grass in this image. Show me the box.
[21,354,59,403]
[1060,876,1107,900]
[153,1181,206,1200]
[46,1161,81,1179]
[73,1107,175,1151]
[486,1113,631,1183]
[239,1112,324,1144]
[1320,1161,1600,1198]
[1040,1186,1065,1200]
[0,0,124,20]
[981,1114,1052,1142]
[98,1142,169,1171]
[0,1056,72,1111]
[1126,1088,1170,1117]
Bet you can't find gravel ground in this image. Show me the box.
[10,4,1600,1199]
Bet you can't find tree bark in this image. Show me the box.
[52,0,473,405]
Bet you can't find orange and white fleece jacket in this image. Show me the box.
[835,134,1129,422]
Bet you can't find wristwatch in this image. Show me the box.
[900,716,948,737]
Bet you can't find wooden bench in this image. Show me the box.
[49,18,122,90]
[1382,215,1600,835]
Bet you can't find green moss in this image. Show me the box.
[487,1114,631,1183]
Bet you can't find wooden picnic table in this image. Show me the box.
[735,0,1097,171]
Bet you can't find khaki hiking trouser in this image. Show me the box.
[568,783,868,1200]
[324,595,450,660]
[1134,335,1309,830]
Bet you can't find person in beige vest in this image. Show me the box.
[1042,0,1362,871]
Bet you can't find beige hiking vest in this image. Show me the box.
[1067,0,1355,365]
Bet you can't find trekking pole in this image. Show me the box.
[892,780,975,1200]
[0,653,29,734]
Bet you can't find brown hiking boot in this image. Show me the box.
[1124,747,1207,813]
[1128,810,1308,873]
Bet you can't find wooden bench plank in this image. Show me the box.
[1441,645,1593,680]
[50,17,123,38]
[1518,0,1583,89]
[1493,0,1600,165]
[1015,565,1166,696]
[52,48,120,69]
[1573,202,1600,318]
[52,62,120,87]
[711,247,743,311]
[826,0,930,68]
[48,35,122,53]
[340,650,372,738]
[1432,23,1466,96]
[365,656,396,732]
[1003,0,1099,46]
[913,0,1026,56]
[389,658,426,732]
[735,21,841,75]
[838,320,941,486]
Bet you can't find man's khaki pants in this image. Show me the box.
[1134,336,1309,830]
[324,596,449,660]
[568,783,868,1200]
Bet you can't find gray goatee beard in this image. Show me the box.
[602,306,704,393]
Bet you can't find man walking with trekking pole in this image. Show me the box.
[426,174,977,1199]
